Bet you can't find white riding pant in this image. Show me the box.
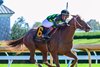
[42,19,53,28]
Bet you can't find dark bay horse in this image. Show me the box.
[8,15,91,67]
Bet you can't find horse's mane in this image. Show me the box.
[57,17,74,31]
[57,23,67,31]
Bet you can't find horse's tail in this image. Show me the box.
[8,37,23,47]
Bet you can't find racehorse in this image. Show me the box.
[8,15,91,67]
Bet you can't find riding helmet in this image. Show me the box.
[61,9,69,16]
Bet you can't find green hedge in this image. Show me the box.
[74,31,100,39]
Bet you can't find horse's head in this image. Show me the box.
[68,15,91,32]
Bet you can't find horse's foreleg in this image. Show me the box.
[51,52,60,67]
[65,51,78,67]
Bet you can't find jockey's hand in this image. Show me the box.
[56,24,64,28]
[63,22,67,25]
[63,22,70,26]
[57,24,61,27]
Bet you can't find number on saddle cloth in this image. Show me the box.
[36,26,44,38]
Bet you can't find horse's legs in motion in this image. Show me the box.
[29,49,43,67]
[39,44,54,67]
[41,51,54,67]
[29,49,36,63]
[51,52,60,67]
[24,42,36,63]
[24,39,42,67]
[65,51,78,67]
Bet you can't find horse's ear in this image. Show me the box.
[76,15,81,19]
[71,15,76,17]
[71,14,80,17]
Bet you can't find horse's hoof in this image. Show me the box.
[43,61,56,67]
[38,64,42,67]
[71,65,74,67]
[48,65,55,67]
[35,63,42,67]
[51,66,56,67]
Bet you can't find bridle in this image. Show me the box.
[73,16,83,29]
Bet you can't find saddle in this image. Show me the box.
[34,26,55,42]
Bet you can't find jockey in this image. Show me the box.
[42,9,70,39]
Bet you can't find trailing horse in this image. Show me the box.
[8,15,91,67]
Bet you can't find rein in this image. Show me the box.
[73,17,83,29]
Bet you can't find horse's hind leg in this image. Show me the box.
[41,51,55,67]
[25,43,36,63]
[24,42,42,67]
[29,50,36,63]
[65,51,78,67]
[50,52,60,67]
[23,37,36,63]
[39,44,53,67]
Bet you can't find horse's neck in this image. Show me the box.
[67,26,76,39]
[58,26,76,43]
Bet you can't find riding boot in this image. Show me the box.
[43,29,51,39]
[43,27,53,39]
